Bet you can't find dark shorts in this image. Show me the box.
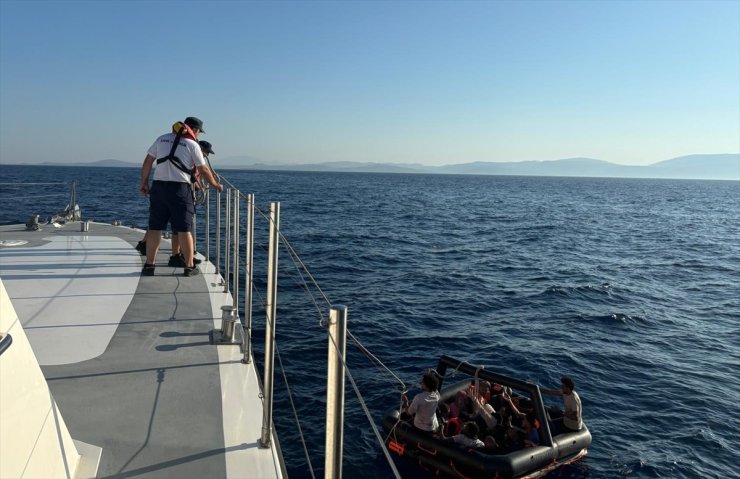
[148,181,194,233]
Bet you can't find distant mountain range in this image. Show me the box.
[20,154,740,180]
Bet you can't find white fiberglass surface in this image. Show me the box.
[0,235,140,365]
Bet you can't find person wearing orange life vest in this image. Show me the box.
[136,138,216,264]
[164,139,217,267]
[140,116,223,277]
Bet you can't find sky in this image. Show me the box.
[0,0,738,167]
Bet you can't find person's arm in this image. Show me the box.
[197,164,223,192]
[503,394,524,418]
[540,387,562,396]
[407,394,419,416]
[140,154,156,195]
[473,397,497,429]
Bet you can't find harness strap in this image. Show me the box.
[155,129,197,184]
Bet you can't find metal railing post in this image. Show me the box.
[232,189,240,314]
[242,194,254,364]
[205,188,210,264]
[224,189,231,292]
[259,202,280,448]
[325,305,348,479]
[193,211,197,253]
[216,189,221,276]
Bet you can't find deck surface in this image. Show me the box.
[0,221,283,479]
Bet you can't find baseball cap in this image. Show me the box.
[184,116,205,133]
[198,140,215,155]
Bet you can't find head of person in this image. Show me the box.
[523,413,537,430]
[561,376,575,395]
[421,372,439,392]
[461,421,479,439]
[479,380,491,395]
[184,116,205,138]
[198,140,215,158]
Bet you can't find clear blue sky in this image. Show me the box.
[1,0,738,166]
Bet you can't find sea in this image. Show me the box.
[1,165,739,479]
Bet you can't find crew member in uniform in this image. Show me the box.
[139,116,223,276]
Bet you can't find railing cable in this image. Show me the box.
[207,175,406,478]
[275,342,317,479]
[244,252,318,479]
[326,328,403,479]
[347,330,407,394]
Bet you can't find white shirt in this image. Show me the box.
[563,391,583,430]
[147,133,205,183]
[408,390,440,432]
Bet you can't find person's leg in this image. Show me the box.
[179,232,195,268]
[549,418,564,436]
[144,181,170,273]
[167,229,186,266]
[169,183,197,275]
[171,233,180,255]
[136,231,149,255]
[146,232,162,265]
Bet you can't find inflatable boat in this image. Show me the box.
[382,356,591,478]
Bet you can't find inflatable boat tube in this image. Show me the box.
[382,356,592,479]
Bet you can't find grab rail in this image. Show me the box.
[197,183,384,479]
[0,334,12,356]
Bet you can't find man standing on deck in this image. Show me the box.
[139,116,223,277]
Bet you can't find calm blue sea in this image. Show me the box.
[2,165,739,479]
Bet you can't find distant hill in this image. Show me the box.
[229,154,740,180]
[9,154,739,180]
[645,154,740,179]
[431,154,738,180]
[214,155,263,169]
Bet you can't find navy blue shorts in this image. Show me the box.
[148,181,194,233]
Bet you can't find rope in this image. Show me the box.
[242,246,318,479]
[326,328,403,479]
[274,341,317,479]
[347,330,407,393]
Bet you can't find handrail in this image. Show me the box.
[197,180,402,479]
[0,334,12,356]
[435,355,555,448]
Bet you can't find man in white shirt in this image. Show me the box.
[541,376,583,435]
[139,117,223,276]
[403,372,441,434]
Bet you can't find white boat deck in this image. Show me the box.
[0,221,285,478]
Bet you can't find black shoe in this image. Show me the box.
[141,264,155,276]
[193,257,202,265]
[183,266,200,277]
[168,254,187,267]
[135,240,147,256]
